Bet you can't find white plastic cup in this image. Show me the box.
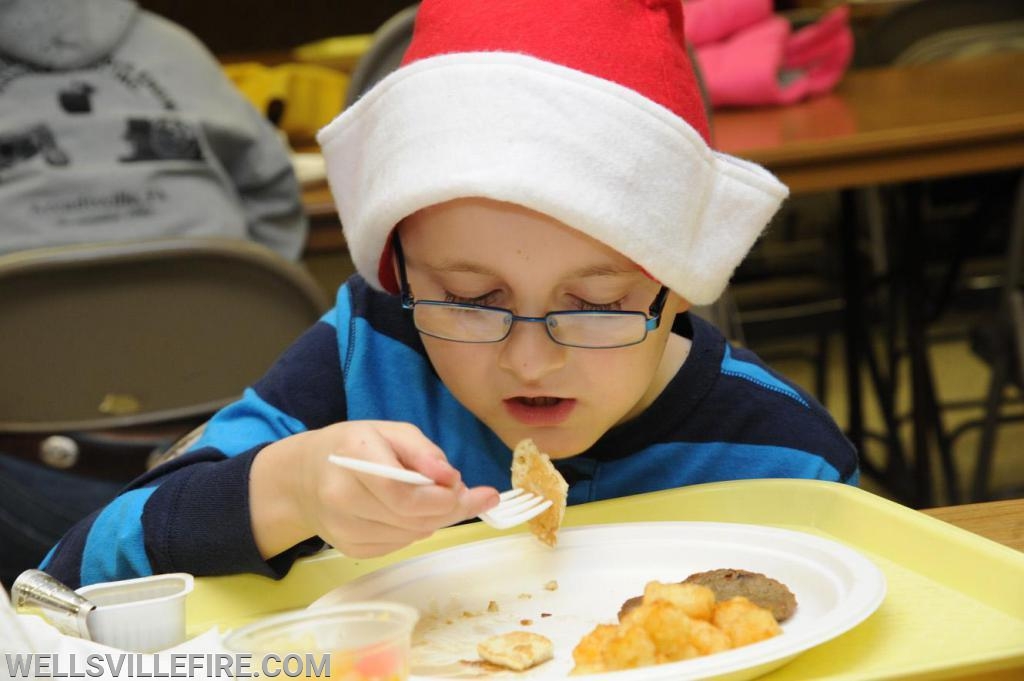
[76,573,193,652]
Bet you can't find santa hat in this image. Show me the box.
[317,0,788,305]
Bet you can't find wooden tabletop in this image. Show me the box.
[921,498,1024,552]
[713,51,1024,194]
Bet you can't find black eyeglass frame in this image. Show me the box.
[391,233,670,349]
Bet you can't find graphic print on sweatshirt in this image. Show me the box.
[0,55,213,229]
[0,124,70,172]
[58,81,95,113]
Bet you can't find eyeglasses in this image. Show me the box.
[392,235,669,349]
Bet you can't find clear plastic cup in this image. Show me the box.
[221,602,419,681]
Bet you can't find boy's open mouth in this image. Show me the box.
[503,396,576,426]
[514,396,562,407]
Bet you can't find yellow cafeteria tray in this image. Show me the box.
[187,479,1024,680]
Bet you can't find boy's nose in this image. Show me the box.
[497,319,567,381]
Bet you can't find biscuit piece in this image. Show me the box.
[510,438,568,547]
[684,569,797,622]
[477,631,554,671]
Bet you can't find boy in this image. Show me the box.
[42,0,857,589]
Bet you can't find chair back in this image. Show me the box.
[999,174,1024,384]
[855,0,1024,67]
[0,238,329,435]
[343,4,419,109]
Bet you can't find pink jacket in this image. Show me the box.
[685,0,853,107]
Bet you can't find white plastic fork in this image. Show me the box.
[327,455,552,529]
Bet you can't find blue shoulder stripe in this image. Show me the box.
[334,281,353,373]
[80,488,156,586]
[720,345,809,407]
[190,387,307,455]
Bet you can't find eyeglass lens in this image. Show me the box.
[412,303,647,347]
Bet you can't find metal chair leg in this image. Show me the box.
[971,348,1011,502]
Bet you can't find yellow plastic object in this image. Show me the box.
[222,62,349,142]
[188,480,1024,679]
[293,34,374,72]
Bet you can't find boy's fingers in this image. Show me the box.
[341,476,498,531]
[456,486,501,519]
[392,485,499,528]
[386,485,499,533]
[329,422,454,484]
[369,422,463,487]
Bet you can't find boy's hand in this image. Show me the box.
[250,421,500,560]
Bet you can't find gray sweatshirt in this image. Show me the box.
[0,0,307,259]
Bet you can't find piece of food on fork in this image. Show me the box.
[510,438,569,547]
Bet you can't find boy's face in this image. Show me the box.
[398,198,691,459]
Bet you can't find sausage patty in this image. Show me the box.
[618,569,797,623]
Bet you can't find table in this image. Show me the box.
[714,52,1024,508]
[712,52,1024,193]
[923,497,1024,552]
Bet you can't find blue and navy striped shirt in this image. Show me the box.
[43,275,857,587]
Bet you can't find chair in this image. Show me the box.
[854,0,1024,317]
[957,174,1024,501]
[854,0,1024,68]
[705,74,845,403]
[343,4,419,108]
[725,196,847,405]
[0,237,329,480]
[852,0,1024,503]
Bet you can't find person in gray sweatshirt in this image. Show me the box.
[0,0,308,259]
[0,0,309,589]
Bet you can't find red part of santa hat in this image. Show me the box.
[401,0,711,142]
[318,0,788,305]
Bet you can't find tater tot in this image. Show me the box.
[571,622,658,674]
[713,596,782,647]
[574,581,784,674]
[642,581,716,621]
[688,618,732,656]
[571,624,618,674]
[603,623,658,671]
[624,601,701,662]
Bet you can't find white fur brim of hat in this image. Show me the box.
[317,52,789,305]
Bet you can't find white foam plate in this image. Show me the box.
[311,522,886,680]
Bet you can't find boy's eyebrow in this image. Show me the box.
[428,260,638,279]
[429,259,497,275]
[564,264,640,279]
